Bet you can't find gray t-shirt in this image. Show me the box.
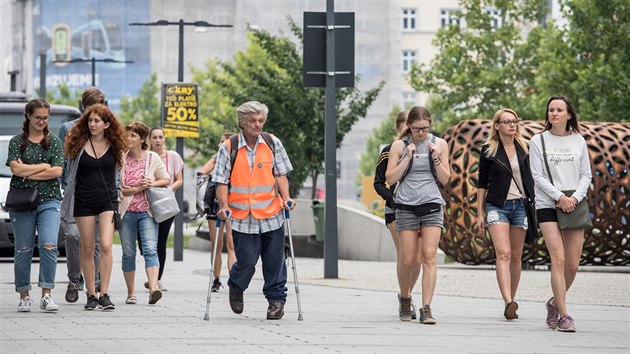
[394,135,444,206]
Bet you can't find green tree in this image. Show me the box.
[408,0,630,123]
[46,83,82,108]
[534,0,630,122]
[357,105,401,184]
[408,0,549,121]
[190,18,384,197]
[119,73,161,127]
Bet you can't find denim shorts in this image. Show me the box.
[486,199,528,229]
[395,207,443,231]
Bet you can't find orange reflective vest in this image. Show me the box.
[226,135,283,219]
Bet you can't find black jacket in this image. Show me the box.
[373,144,396,212]
[478,142,535,208]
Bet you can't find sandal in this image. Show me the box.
[504,301,518,320]
[149,290,162,305]
[125,295,137,305]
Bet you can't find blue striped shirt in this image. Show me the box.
[211,133,293,234]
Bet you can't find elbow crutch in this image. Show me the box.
[204,211,229,321]
[284,201,304,321]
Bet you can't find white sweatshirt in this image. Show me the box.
[529,131,592,210]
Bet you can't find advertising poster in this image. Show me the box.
[31,0,151,112]
[161,83,199,138]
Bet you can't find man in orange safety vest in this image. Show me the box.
[213,101,295,320]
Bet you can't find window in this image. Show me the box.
[402,50,417,73]
[402,92,418,109]
[402,8,416,31]
[486,9,503,29]
[440,9,462,27]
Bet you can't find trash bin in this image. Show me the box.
[311,200,325,242]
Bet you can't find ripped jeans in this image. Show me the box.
[10,200,61,292]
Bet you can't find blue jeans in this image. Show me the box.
[10,200,61,292]
[228,226,288,303]
[120,211,159,272]
[486,199,528,229]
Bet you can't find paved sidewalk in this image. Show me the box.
[1,245,628,353]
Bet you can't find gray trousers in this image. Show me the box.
[60,220,100,286]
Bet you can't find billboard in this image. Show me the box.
[31,0,151,112]
[161,83,199,138]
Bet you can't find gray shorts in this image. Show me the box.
[395,207,444,231]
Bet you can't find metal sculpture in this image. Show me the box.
[439,119,629,266]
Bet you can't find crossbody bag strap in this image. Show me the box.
[88,138,117,214]
[540,133,555,186]
[494,156,527,199]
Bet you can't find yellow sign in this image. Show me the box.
[161,83,199,138]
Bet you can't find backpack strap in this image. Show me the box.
[428,135,440,185]
[392,138,412,200]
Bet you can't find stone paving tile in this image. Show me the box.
[1,245,628,353]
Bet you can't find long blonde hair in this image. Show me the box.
[484,109,528,157]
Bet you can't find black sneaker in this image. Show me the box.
[84,295,98,311]
[211,278,222,292]
[65,282,80,303]
[98,293,115,310]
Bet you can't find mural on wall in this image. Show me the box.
[31,0,151,111]
[439,119,630,266]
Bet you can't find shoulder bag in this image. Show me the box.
[5,139,41,212]
[5,185,39,212]
[144,152,180,223]
[89,139,122,230]
[540,134,592,230]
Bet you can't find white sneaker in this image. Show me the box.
[18,297,33,312]
[158,280,168,292]
[40,294,59,312]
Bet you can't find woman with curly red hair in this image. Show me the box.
[61,104,125,311]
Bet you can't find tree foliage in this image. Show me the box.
[190,18,384,196]
[119,73,161,127]
[408,0,629,123]
[46,83,82,108]
[533,0,630,122]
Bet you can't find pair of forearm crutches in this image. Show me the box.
[204,203,303,321]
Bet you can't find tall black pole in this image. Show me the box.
[173,19,185,261]
[91,57,96,86]
[324,0,338,278]
[39,53,46,98]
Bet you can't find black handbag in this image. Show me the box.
[5,187,39,212]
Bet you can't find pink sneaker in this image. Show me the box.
[557,315,576,332]
[545,297,559,329]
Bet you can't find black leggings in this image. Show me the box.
[138,216,175,280]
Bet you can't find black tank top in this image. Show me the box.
[76,148,117,203]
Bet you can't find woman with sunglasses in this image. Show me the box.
[7,98,63,312]
[477,109,535,320]
[385,106,450,324]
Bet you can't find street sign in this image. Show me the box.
[161,83,199,138]
[303,12,354,88]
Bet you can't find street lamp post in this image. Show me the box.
[53,57,134,86]
[130,19,232,262]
